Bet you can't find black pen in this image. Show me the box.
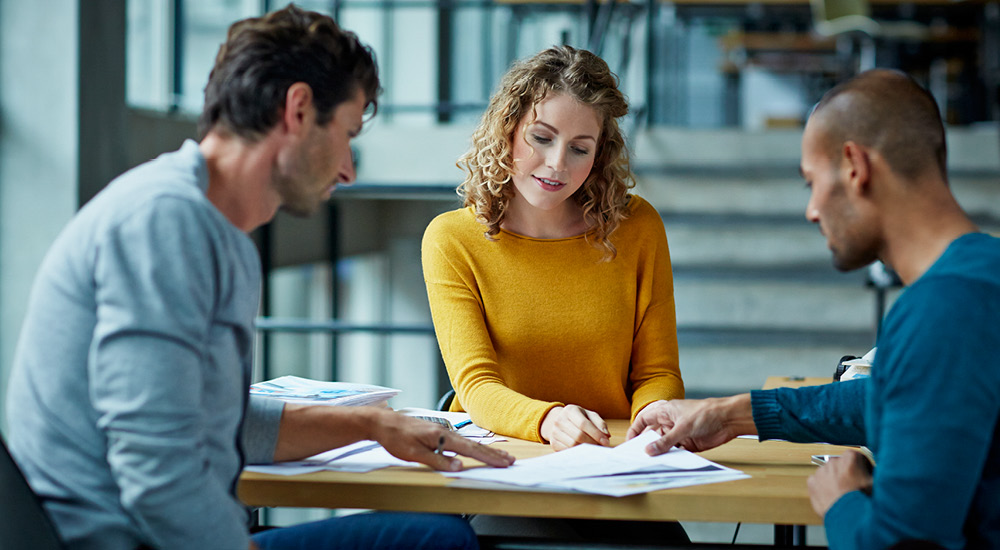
[434,435,446,455]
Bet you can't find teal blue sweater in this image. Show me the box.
[752,232,1000,549]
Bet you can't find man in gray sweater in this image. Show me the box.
[5,6,511,550]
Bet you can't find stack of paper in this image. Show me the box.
[250,375,400,407]
[444,430,748,497]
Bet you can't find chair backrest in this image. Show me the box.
[0,436,66,550]
[436,389,456,412]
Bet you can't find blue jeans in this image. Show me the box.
[251,512,477,550]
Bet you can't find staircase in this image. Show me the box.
[633,127,1000,398]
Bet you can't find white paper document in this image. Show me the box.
[443,430,748,497]
[543,471,750,497]
[249,375,400,407]
[245,440,418,476]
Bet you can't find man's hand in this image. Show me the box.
[807,449,873,517]
[540,405,611,451]
[370,411,514,471]
[626,395,757,455]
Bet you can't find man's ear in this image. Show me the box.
[281,82,315,136]
[841,141,871,196]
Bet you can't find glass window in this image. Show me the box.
[178,0,261,112]
[125,0,645,126]
[126,0,172,110]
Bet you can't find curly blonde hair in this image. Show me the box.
[457,45,634,260]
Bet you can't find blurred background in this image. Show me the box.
[1,0,998,542]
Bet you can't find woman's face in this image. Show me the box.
[509,93,601,216]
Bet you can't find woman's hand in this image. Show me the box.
[540,405,611,451]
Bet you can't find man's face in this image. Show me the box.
[273,88,366,217]
[801,118,880,272]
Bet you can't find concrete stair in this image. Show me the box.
[659,212,886,397]
[633,127,1000,398]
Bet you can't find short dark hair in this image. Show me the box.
[812,69,946,182]
[198,4,380,140]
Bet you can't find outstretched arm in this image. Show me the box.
[272,404,514,470]
[626,395,758,455]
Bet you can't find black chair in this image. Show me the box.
[0,435,66,549]
[436,389,456,412]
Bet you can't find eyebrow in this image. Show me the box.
[533,121,597,142]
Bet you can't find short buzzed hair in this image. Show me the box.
[198,4,380,140]
[812,69,946,182]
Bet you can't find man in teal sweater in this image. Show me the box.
[630,70,1000,549]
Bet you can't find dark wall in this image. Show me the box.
[78,0,127,207]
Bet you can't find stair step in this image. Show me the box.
[637,177,806,217]
[673,262,868,284]
[674,279,894,331]
[677,328,875,397]
[663,212,998,268]
[677,326,874,348]
[666,222,828,266]
[635,171,1000,219]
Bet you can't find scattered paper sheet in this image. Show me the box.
[244,464,327,476]
[443,431,747,496]
[244,420,745,497]
[544,471,749,497]
[245,440,416,475]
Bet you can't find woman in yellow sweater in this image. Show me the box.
[422,45,684,450]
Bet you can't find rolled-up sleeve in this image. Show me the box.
[242,396,285,464]
[751,380,867,445]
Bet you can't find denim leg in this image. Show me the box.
[251,512,477,550]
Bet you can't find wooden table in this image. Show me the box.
[762,376,832,390]
[239,419,849,528]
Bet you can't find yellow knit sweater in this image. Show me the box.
[421,196,683,442]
